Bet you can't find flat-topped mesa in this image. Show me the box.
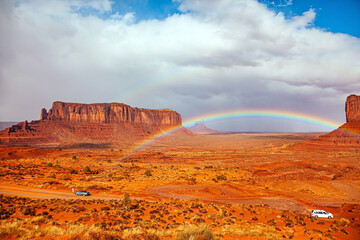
[40,101,182,126]
[346,94,360,122]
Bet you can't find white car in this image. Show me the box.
[75,190,90,196]
[310,210,333,219]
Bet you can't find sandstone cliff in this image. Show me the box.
[40,102,181,125]
[0,102,184,147]
[345,94,360,122]
[299,94,360,148]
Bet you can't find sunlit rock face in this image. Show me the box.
[41,101,182,126]
[345,95,360,123]
[303,94,360,147]
[0,102,183,147]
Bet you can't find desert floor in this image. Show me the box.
[0,132,359,239]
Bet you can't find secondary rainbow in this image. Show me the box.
[121,109,342,159]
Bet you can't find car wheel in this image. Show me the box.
[328,216,332,219]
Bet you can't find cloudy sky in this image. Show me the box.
[1,0,360,132]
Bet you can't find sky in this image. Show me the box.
[0,0,360,132]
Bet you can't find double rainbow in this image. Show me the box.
[122,109,343,159]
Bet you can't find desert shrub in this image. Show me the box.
[339,218,350,226]
[72,156,77,160]
[69,169,77,174]
[267,219,277,226]
[216,174,227,181]
[191,199,202,209]
[123,193,131,208]
[47,162,53,167]
[176,224,216,240]
[189,177,197,185]
[89,232,123,240]
[101,206,111,211]
[61,175,71,180]
[0,207,15,219]
[20,207,36,216]
[84,166,92,173]
[317,220,325,225]
[144,170,152,176]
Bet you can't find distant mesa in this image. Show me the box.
[1,95,360,148]
[188,120,220,135]
[39,101,181,125]
[0,101,183,148]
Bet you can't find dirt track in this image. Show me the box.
[150,184,310,214]
[0,183,309,214]
[0,184,123,200]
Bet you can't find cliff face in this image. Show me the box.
[0,102,184,147]
[301,94,360,148]
[345,95,360,123]
[41,101,182,126]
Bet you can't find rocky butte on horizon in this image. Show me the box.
[0,101,183,147]
[40,101,181,125]
[345,94,360,122]
[1,95,360,148]
[308,94,360,146]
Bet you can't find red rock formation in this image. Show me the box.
[41,101,181,125]
[188,121,220,135]
[345,94,360,122]
[0,102,184,147]
[296,94,360,148]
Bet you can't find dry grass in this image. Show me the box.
[175,224,216,240]
[220,222,282,239]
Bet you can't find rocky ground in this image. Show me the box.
[0,132,359,239]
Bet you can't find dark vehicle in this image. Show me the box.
[75,190,90,196]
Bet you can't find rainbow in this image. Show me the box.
[121,109,343,159]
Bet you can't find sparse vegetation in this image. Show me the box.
[144,169,152,176]
[0,132,359,239]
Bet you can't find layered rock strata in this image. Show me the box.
[309,94,360,146]
[345,94,360,122]
[40,102,181,125]
[0,102,183,147]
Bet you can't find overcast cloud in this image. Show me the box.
[1,0,359,132]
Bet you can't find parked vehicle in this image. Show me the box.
[75,190,90,196]
[310,210,333,219]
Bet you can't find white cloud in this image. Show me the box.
[0,0,359,131]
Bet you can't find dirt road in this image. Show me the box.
[0,184,123,200]
[150,184,310,214]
